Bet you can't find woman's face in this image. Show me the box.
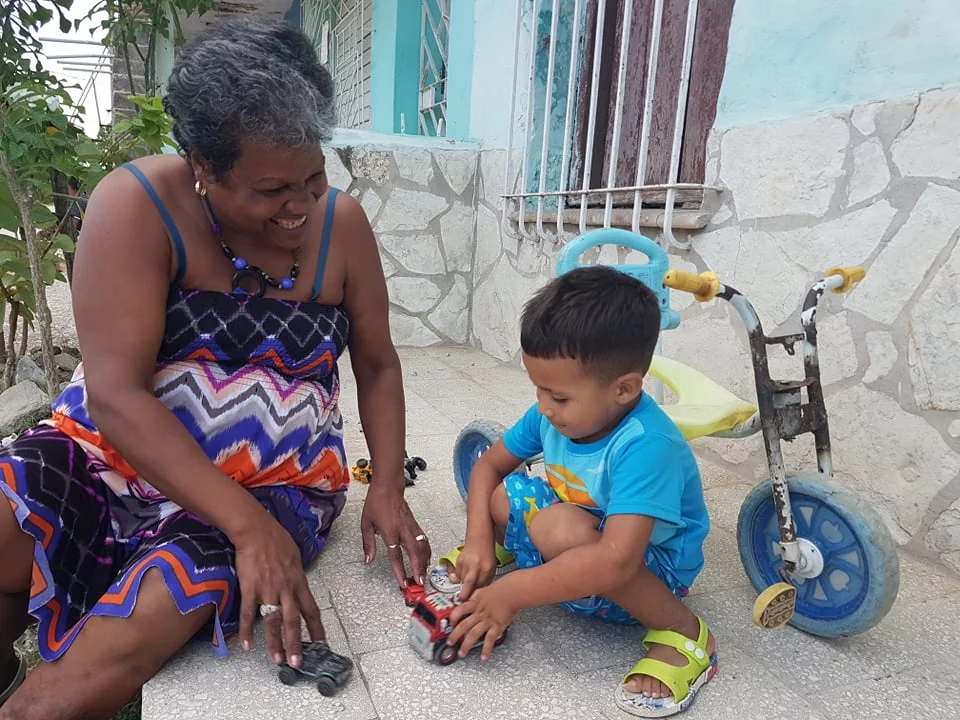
[196,140,329,250]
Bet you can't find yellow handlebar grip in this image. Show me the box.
[825,266,867,294]
[664,270,721,302]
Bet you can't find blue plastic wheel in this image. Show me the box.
[737,473,900,638]
[452,421,507,504]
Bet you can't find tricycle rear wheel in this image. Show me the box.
[452,421,507,504]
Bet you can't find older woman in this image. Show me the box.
[0,19,429,719]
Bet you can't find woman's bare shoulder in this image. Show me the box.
[94,153,190,198]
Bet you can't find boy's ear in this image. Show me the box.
[614,372,645,404]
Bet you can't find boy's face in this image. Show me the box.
[522,354,644,443]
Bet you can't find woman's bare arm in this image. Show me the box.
[71,167,268,538]
[338,193,430,586]
[72,166,325,665]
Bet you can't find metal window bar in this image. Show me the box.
[303,0,372,130]
[501,0,719,248]
[419,0,450,136]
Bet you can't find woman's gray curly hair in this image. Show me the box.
[164,19,336,177]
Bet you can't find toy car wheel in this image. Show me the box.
[316,676,338,697]
[436,644,459,666]
[356,458,369,468]
[414,456,427,471]
[737,473,900,638]
[278,667,299,686]
[453,421,508,504]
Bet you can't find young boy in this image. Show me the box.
[441,265,716,718]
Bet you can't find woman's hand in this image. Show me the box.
[360,482,432,589]
[234,514,325,669]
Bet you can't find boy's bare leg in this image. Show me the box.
[528,503,716,700]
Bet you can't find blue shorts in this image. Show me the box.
[502,472,689,625]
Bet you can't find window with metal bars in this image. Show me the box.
[502,0,734,246]
[301,0,373,130]
[418,0,450,137]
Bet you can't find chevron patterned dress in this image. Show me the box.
[0,287,351,661]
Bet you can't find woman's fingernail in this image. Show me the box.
[364,555,371,564]
[273,653,283,664]
[290,655,301,667]
[242,640,251,651]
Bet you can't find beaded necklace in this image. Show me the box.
[199,194,301,297]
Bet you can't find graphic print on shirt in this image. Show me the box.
[544,463,598,508]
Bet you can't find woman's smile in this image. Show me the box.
[271,215,308,230]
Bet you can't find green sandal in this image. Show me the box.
[427,543,516,594]
[0,650,26,706]
[615,617,717,718]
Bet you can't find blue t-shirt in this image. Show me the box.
[502,393,709,588]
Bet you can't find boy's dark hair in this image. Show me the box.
[520,265,661,379]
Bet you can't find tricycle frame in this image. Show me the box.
[718,275,845,571]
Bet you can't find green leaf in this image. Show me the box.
[31,205,57,226]
[75,141,101,160]
[48,234,76,254]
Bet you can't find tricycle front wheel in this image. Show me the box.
[737,473,900,638]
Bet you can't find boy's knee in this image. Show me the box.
[491,483,510,529]
[528,503,601,560]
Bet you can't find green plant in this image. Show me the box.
[0,78,85,395]
[0,1,200,397]
[89,0,217,96]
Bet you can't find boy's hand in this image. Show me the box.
[448,584,517,661]
[454,543,497,600]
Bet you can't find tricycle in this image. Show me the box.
[452,229,900,638]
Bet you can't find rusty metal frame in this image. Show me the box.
[719,279,837,572]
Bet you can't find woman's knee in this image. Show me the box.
[0,499,33,595]
[78,568,211,674]
[528,502,601,560]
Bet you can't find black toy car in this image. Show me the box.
[277,641,354,696]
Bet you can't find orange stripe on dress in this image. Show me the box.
[218,447,259,484]
[98,549,231,614]
[248,348,334,376]
[183,347,219,362]
[31,563,49,598]
[233,448,349,492]
[42,552,232,655]
[48,414,140,482]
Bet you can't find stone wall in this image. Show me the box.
[324,137,480,347]
[467,86,960,572]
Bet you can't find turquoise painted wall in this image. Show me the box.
[370,0,421,135]
[445,0,475,140]
[468,1,532,147]
[716,0,960,129]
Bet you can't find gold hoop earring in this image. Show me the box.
[194,180,206,197]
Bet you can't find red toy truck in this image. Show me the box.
[408,590,506,665]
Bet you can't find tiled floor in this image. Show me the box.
[143,347,960,720]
